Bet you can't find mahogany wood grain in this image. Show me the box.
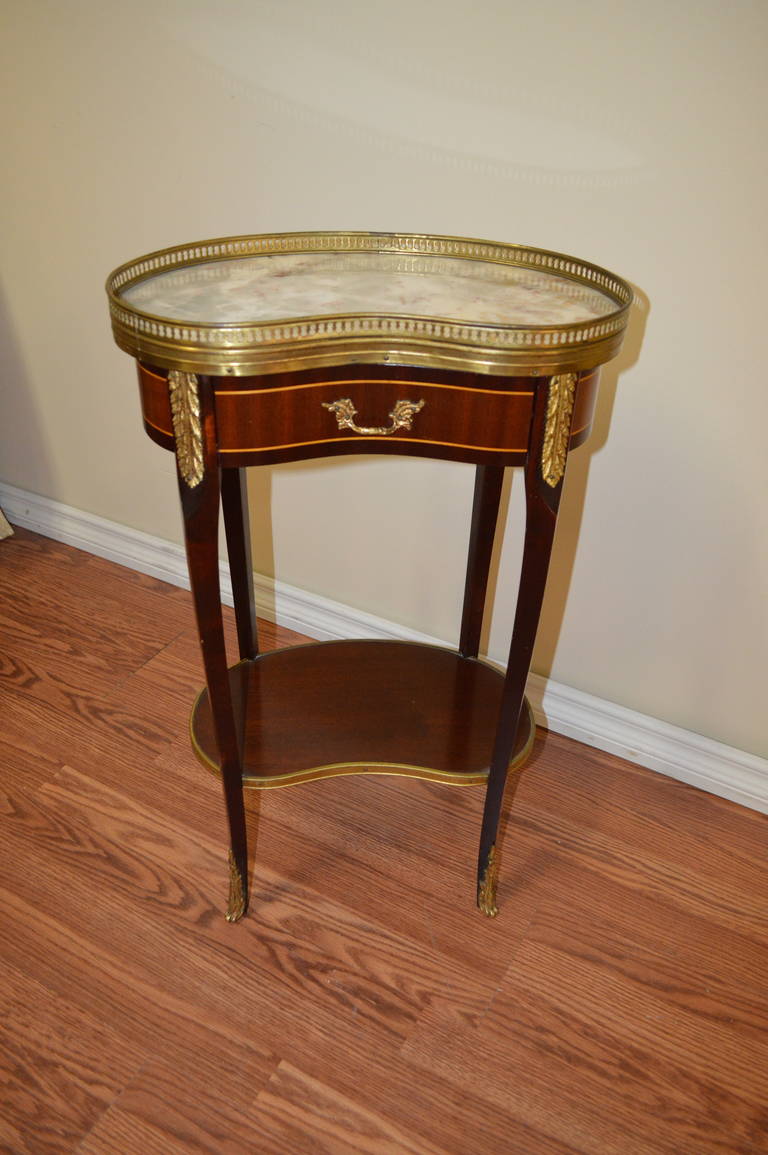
[136,364,597,466]
[569,367,600,450]
[137,363,175,453]
[477,376,567,906]
[190,640,533,786]
[176,376,248,916]
[459,464,504,659]
[212,374,533,466]
[221,466,259,661]
[2,529,767,1155]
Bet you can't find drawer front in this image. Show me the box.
[213,376,534,465]
[137,364,176,450]
[569,368,600,449]
[136,364,597,466]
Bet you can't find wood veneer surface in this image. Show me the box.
[191,641,532,785]
[1,527,767,1154]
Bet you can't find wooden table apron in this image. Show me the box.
[106,230,629,924]
[135,358,599,921]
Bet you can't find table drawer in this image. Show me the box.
[136,365,597,466]
[213,376,535,464]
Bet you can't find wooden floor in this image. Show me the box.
[1,527,767,1155]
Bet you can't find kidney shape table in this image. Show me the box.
[106,231,631,923]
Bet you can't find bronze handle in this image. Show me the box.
[322,397,425,436]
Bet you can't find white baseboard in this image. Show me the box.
[3,479,766,815]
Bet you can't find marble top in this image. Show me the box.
[120,250,616,328]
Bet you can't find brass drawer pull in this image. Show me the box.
[322,397,425,436]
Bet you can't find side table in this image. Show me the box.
[106,231,631,922]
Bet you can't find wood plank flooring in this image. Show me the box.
[1,526,767,1155]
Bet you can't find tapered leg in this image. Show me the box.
[476,489,558,915]
[169,370,249,921]
[477,769,523,917]
[459,465,504,659]
[477,373,577,915]
[221,467,259,661]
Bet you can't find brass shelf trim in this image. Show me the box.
[190,688,536,792]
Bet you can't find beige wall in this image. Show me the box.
[1,0,766,758]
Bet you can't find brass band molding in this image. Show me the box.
[109,302,627,358]
[190,695,536,790]
[107,231,632,376]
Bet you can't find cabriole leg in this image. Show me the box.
[221,466,259,662]
[459,464,505,660]
[477,373,576,916]
[169,370,249,922]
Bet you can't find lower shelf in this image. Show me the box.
[190,639,534,789]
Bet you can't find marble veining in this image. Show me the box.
[120,251,615,328]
